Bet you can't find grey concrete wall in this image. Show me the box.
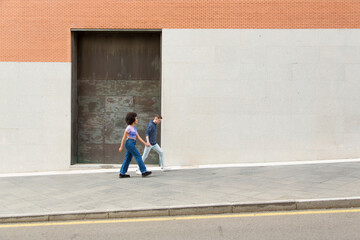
[0,62,71,173]
[161,29,360,166]
[1,29,360,173]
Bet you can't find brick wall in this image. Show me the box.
[1,0,360,62]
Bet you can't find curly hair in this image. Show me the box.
[125,112,137,125]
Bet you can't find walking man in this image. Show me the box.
[136,114,164,174]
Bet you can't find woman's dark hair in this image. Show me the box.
[125,112,137,125]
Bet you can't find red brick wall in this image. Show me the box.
[1,0,360,62]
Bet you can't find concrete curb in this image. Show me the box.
[1,197,360,224]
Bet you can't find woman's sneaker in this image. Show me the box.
[135,169,141,175]
[142,171,152,177]
[119,173,130,178]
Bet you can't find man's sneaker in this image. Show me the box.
[135,169,141,175]
[119,173,130,178]
[142,171,152,177]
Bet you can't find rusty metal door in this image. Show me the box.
[76,31,161,164]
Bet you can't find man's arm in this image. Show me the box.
[144,123,152,147]
[145,123,152,137]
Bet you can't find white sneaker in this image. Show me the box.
[135,169,141,175]
[161,166,166,172]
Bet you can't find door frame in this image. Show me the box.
[70,29,162,165]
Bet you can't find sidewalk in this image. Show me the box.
[1,161,360,223]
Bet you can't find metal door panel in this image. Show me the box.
[76,31,161,164]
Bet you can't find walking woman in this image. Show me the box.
[118,112,152,178]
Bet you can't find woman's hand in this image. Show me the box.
[118,147,123,152]
[136,132,149,147]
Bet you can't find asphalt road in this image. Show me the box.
[1,208,360,240]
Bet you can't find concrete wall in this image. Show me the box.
[0,62,71,173]
[1,29,360,173]
[162,29,360,166]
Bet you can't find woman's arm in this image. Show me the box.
[118,130,128,152]
[136,132,150,147]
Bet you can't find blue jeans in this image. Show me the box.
[120,139,147,174]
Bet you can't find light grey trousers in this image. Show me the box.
[142,144,164,168]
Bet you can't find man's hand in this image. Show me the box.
[145,136,151,147]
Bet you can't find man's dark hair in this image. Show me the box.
[125,112,137,125]
[155,114,163,119]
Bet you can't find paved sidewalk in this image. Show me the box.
[1,161,360,223]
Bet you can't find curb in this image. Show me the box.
[1,197,360,224]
